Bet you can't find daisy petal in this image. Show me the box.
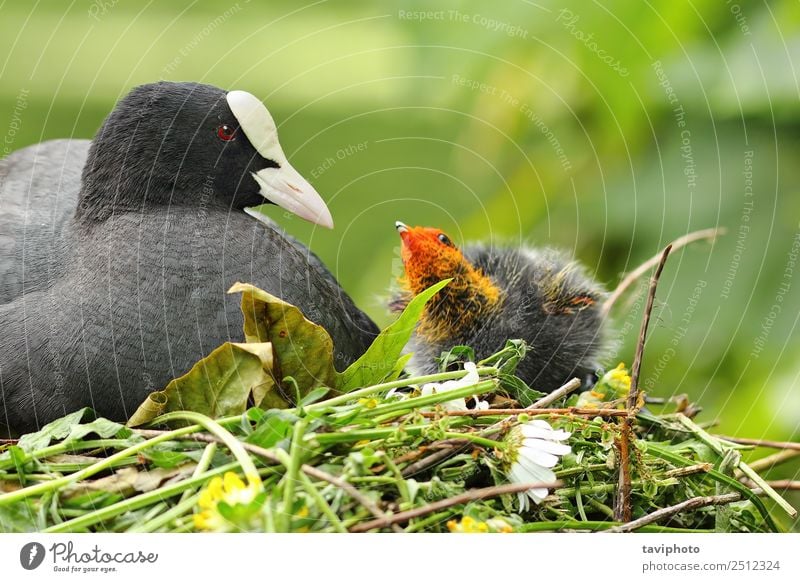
[461,362,480,384]
[522,438,572,456]
[517,454,558,481]
[520,446,560,469]
[520,424,571,441]
[526,488,548,504]
[442,398,469,412]
[509,462,532,485]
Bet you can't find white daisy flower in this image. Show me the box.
[420,362,489,412]
[505,419,571,511]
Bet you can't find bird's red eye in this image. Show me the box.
[217,125,237,141]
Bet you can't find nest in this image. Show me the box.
[0,249,797,532]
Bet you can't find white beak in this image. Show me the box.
[252,163,333,229]
[226,89,334,229]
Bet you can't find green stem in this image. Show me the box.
[297,471,347,533]
[555,463,610,478]
[129,493,202,533]
[587,498,615,518]
[310,368,499,409]
[348,476,399,485]
[556,478,678,497]
[125,443,217,533]
[0,439,138,471]
[154,412,262,488]
[282,419,308,530]
[0,425,204,507]
[676,414,797,519]
[715,448,740,533]
[42,461,240,533]
[405,510,456,532]
[35,457,140,473]
[310,423,432,445]
[442,431,504,450]
[381,455,411,504]
[180,442,217,503]
[364,380,498,417]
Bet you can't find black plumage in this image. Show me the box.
[0,82,378,434]
[0,139,90,303]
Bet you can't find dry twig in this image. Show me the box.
[608,492,742,533]
[349,481,561,532]
[420,407,627,418]
[742,449,800,474]
[615,245,672,523]
[719,436,800,451]
[602,228,724,316]
[528,378,582,409]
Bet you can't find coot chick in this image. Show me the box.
[0,82,378,434]
[391,222,608,393]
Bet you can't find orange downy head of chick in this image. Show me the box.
[395,221,502,337]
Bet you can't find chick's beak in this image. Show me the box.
[395,221,415,251]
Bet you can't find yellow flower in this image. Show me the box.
[606,362,632,395]
[447,516,489,533]
[576,363,632,409]
[194,472,260,532]
[447,516,514,533]
[486,518,513,533]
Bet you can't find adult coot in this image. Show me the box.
[391,222,608,393]
[0,139,341,302]
[0,82,378,434]
[0,139,90,302]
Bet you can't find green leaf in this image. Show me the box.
[480,339,528,376]
[3,411,131,462]
[246,409,296,449]
[13,409,91,454]
[127,342,280,427]
[0,500,43,532]
[436,345,476,372]
[336,279,451,392]
[299,387,331,407]
[229,282,337,399]
[387,353,413,383]
[499,374,545,407]
[139,447,194,469]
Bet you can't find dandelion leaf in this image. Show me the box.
[127,342,279,427]
[229,282,337,398]
[336,279,450,392]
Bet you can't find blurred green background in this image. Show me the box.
[1,0,797,528]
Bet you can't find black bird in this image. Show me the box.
[0,139,90,303]
[0,138,341,302]
[391,222,608,393]
[0,82,378,434]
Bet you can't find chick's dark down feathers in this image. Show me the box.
[404,244,609,392]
